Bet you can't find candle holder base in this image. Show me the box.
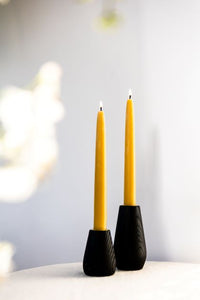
[83,229,116,276]
[114,205,146,270]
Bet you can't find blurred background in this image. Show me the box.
[0,0,200,272]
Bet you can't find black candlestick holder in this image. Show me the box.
[83,229,116,276]
[114,205,146,270]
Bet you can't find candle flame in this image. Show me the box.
[128,89,132,99]
[99,101,103,111]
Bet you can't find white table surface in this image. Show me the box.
[0,262,200,300]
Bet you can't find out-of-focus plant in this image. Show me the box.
[78,0,122,30]
[0,62,64,202]
[0,242,14,279]
[97,9,122,30]
[0,62,64,276]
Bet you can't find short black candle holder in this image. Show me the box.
[83,229,116,276]
[114,205,146,270]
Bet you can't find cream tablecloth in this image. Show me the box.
[0,262,200,300]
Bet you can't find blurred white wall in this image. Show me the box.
[0,0,200,270]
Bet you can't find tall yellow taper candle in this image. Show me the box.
[94,101,107,230]
[124,89,136,206]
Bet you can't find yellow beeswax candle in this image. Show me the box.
[93,102,107,231]
[124,90,136,206]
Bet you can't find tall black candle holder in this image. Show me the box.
[83,229,116,276]
[114,205,146,270]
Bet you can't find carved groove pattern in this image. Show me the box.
[83,230,116,276]
[114,205,146,270]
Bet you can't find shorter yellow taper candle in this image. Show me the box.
[124,89,136,206]
[94,102,107,231]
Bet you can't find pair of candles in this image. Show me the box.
[94,90,136,231]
